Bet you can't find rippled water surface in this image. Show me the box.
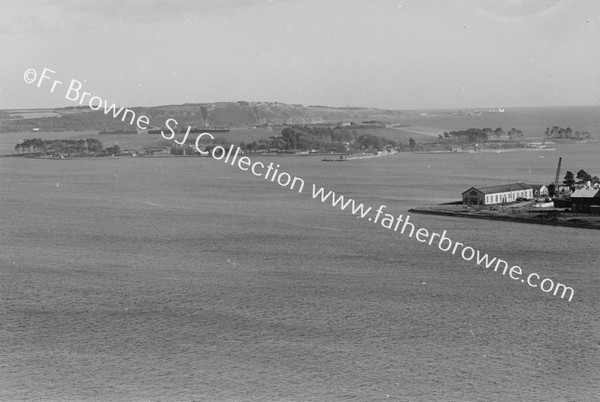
[1,140,599,401]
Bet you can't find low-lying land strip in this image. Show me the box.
[410,203,600,230]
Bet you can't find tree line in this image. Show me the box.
[545,126,591,140]
[237,125,400,153]
[15,138,106,155]
[562,169,599,187]
[549,169,600,196]
[439,127,524,144]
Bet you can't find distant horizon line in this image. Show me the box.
[2,102,598,113]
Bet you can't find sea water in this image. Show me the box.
[1,130,599,400]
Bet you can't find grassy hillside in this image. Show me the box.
[0,102,415,133]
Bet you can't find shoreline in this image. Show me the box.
[1,151,398,160]
[409,207,600,230]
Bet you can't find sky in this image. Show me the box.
[1,0,599,110]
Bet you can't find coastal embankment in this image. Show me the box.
[409,205,600,230]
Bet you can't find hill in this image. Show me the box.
[0,102,415,133]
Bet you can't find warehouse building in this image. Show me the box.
[462,183,534,206]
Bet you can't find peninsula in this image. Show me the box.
[410,203,600,230]
[411,178,600,230]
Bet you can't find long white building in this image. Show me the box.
[462,183,534,206]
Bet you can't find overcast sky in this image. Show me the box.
[1,0,598,110]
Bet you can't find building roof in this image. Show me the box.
[530,184,547,190]
[570,188,600,198]
[462,183,533,195]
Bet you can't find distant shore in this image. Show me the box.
[2,150,401,160]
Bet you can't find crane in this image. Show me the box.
[554,157,562,188]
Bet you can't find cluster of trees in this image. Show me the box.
[440,128,491,144]
[14,138,46,153]
[278,126,332,150]
[237,125,398,153]
[105,144,122,156]
[15,138,105,155]
[439,127,525,144]
[548,169,599,197]
[354,133,398,151]
[238,140,265,153]
[545,126,591,140]
[506,128,524,140]
[562,169,599,187]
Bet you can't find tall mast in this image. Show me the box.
[554,157,562,187]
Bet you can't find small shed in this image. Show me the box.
[570,188,600,213]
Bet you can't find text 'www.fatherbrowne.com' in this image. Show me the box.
[311,185,575,302]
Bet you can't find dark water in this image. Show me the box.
[402,105,600,138]
[1,131,600,399]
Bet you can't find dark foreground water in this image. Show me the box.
[1,142,599,401]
